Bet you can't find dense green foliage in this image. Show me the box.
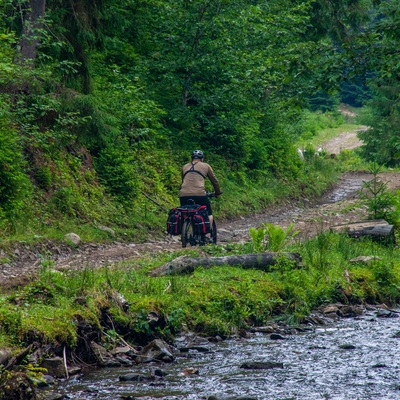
[0,0,382,238]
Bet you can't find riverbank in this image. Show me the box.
[47,303,400,400]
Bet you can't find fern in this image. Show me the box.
[250,223,299,252]
[249,226,267,252]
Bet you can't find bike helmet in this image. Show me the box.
[191,150,204,159]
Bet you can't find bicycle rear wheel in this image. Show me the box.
[210,220,217,244]
[181,219,195,248]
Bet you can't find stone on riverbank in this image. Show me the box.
[270,333,285,340]
[135,339,176,363]
[91,341,122,367]
[240,361,284,370]
[119,373,155,382]
[0,348,11,365]
[40,357,66,379]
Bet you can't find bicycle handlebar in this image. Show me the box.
[206,192,214,198]
[206,191,223,198]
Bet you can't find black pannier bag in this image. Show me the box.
[192,205,210,234]
[167,208,182,236]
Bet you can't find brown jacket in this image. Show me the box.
[179,161,222,197]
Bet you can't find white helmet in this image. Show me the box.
[191,150,204,159]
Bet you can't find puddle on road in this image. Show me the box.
[319,175,365,204]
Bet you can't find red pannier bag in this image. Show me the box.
[167,208,182,236]
[192,205,210,234]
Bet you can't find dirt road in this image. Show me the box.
[320,126,366,153]
[1,126,399,288]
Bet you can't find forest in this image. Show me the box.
[0,0,399,240]
[3,2,400,398]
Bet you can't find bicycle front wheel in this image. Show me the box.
[181,219,195,248]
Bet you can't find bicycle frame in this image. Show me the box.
[174,192,219,247]
[177,204,216,247]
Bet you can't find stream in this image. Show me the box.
[49,308,400,400]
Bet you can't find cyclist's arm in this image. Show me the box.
[207,166,222,196]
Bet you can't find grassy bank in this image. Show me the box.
[1,118,387,352]
[1,230,399,352]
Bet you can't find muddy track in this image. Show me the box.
[2,127,399,289]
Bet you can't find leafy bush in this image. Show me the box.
[359,163,397,222]
[289,109,344,142]
[95,137,140,202]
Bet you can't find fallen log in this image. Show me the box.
[149,252,302,277]
[330,219,395,245]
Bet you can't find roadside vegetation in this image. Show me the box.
[1,0,398,245]
[0,110,363,245]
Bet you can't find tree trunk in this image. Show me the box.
[148,252,302,277]
[16,0,46,64]
[330,219,395,245]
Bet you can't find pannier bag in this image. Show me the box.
[167,208,182,236]
[191,205,210,234]
[173,204,211,236]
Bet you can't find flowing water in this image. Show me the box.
[49,308,400,400]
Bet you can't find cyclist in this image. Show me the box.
[179,150,222,229]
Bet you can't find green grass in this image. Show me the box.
[1,231,400,352]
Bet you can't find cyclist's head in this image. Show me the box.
[191,150,204,160]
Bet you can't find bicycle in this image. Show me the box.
[178,192,218,248]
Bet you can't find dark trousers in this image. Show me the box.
[179,195,212,215]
